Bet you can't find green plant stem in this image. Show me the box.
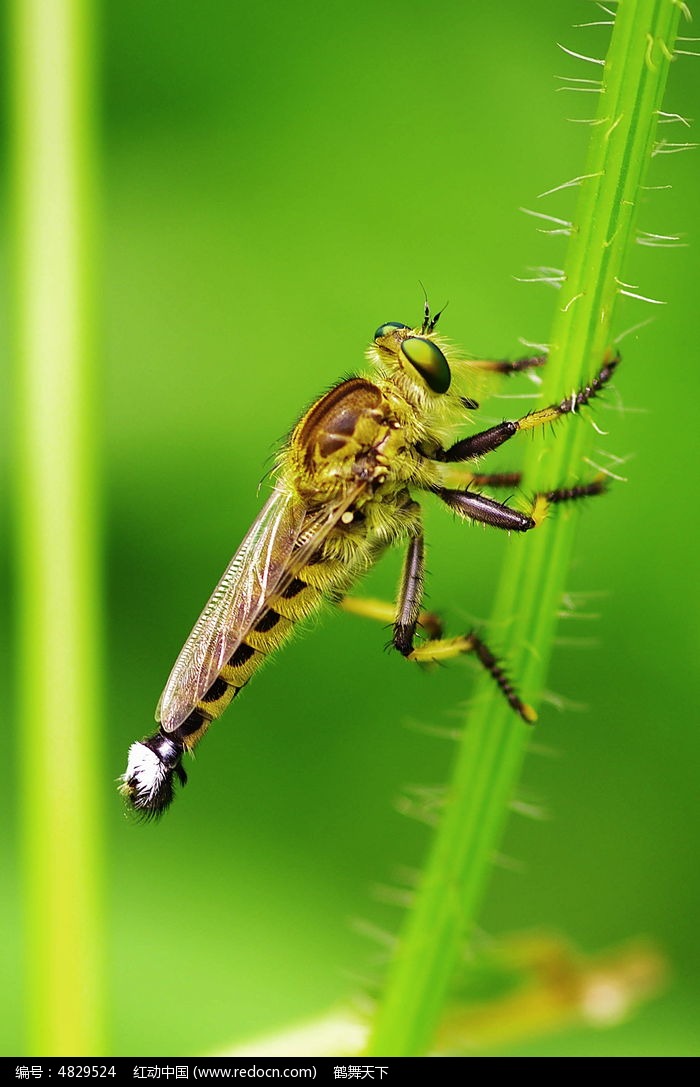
[368,0,682,1057]
[11,0,104,1056]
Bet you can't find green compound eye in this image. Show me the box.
[374,322,409,341]
[400,336,451,394]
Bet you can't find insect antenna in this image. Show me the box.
[419,282,431,333]
[418,283,449,334]
[428,300,448,333]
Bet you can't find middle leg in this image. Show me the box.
[340,515,537,722]
[434,476,607,531]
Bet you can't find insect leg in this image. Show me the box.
[465,353,547,375]
[338,597,397,623]
[407,633,537,723]
[440,352,620,462]
[441,468,524,490]
[435,474,608,532]
[393,530,427,654]
[338,593,443,640]
[374,528,534,719]
[405,475,607,722]
[339,517,443,644]
[529,476,608,526]
[341,519,535,721]
[387,527,533,719]
[541,478,607,504]
[436,487,535,532]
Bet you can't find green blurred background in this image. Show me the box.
[2,0,699,1057]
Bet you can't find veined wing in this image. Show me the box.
[157,479,367,732]
[157,485,306,732]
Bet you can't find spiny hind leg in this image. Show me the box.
[340,475,606,721]
[407,632,537,723]
[340,528,534,722]
[404,475,608,720]
[395,532,535,721]
[340,602,533,722]
[408,476,607,716]
[531,476,608,525]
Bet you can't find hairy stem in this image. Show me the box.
[11,0,105,1055]
[368,0,682,1056]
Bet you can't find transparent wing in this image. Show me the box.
[157,485,306,732]
[156,479,366,732]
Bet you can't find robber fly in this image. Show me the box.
[120,304,617,817]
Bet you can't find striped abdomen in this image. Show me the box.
[120,545,356,817]
[174,563,330,745]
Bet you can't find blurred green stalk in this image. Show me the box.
[11,0,104,1056]
[368,0,682,1057]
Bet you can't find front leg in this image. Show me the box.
[441,353,619,463]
